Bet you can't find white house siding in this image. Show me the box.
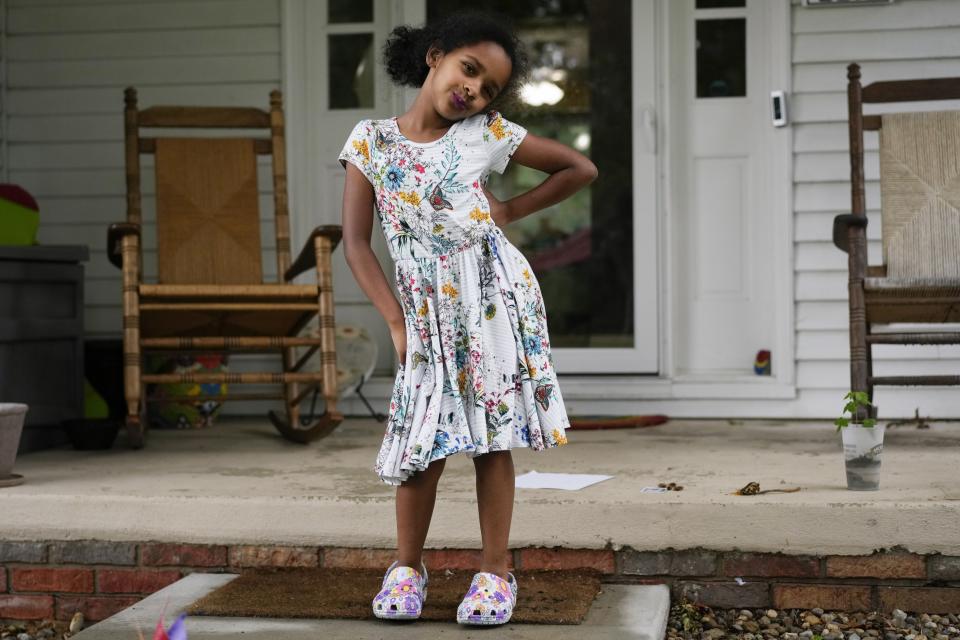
[4,0,295,415]
[791,0,960,419]
[4,0,282,334]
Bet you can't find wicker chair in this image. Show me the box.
[107,88,343,447]
[833,63,960,421]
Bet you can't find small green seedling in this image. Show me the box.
[834,390,877,431]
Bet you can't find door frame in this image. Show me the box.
[548,0,660,374]
[657,0,796,398]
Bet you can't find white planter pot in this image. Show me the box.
[0,403,29,486]
[841,423,884,491]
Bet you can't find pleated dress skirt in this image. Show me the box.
[375,225,570,485]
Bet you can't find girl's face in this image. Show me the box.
[426,42,513,120]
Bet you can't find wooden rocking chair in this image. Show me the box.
[833,63,960,421]
[107,88,343,447]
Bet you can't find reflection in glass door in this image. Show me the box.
[427,0,638,355]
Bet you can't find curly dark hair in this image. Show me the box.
[382,9,529,111]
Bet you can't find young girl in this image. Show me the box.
[338,9,597,626]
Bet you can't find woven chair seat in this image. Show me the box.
[140,284,319,303]
[864,277,960,296]
[864,277,960,323]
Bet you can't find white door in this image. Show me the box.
[285,0,406,374]
[288,0,397,239]
[667,0,789,382]
[289,0,660,375]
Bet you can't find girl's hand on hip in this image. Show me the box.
[482,185,511,227]
[389,321,407,366]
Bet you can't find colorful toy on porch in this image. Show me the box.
[146,354,228,429]
[753,349,771,375]
[0,184,40,245]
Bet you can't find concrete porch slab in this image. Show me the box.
[2,418,959,555]
[71,573,671,640]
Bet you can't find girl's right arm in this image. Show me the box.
[341,163,407,363]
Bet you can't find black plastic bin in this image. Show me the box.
[63,338,124,450]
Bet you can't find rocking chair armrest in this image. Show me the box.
[832,214,868,254]
[107,222,142,269]
[285,225,344,281]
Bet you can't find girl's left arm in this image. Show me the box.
[486,132,598,225]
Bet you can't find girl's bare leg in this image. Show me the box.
[396,458,446,569]
[473,451,515,579]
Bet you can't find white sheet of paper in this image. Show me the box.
[514,470,613,491]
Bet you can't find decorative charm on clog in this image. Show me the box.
[372,561,428,620]
[456,571,518,626]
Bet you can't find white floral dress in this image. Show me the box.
[339,110,569,486]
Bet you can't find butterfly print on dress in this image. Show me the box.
[534,383,554,411]
[428,184,453,211]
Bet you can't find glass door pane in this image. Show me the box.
[696,18,746,98]
[695,0,744,8]
[329,0,373,23]
[328,33,375,108]
[427,0,634,350]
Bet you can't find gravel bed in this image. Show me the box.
[668,604,960,640]
[2,619,75,640]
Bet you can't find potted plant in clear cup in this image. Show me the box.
[835,391,883,491]
[0,403,28,487]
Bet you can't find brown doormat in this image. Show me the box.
[187,567,602,625]
[568,414,669,430]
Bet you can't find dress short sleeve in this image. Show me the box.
[338,119,376,186]
[482,111,528,174]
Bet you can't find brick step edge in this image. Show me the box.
[1,541,960,621]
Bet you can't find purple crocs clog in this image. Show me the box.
[456,571,518,625]
[372,561,428,620]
